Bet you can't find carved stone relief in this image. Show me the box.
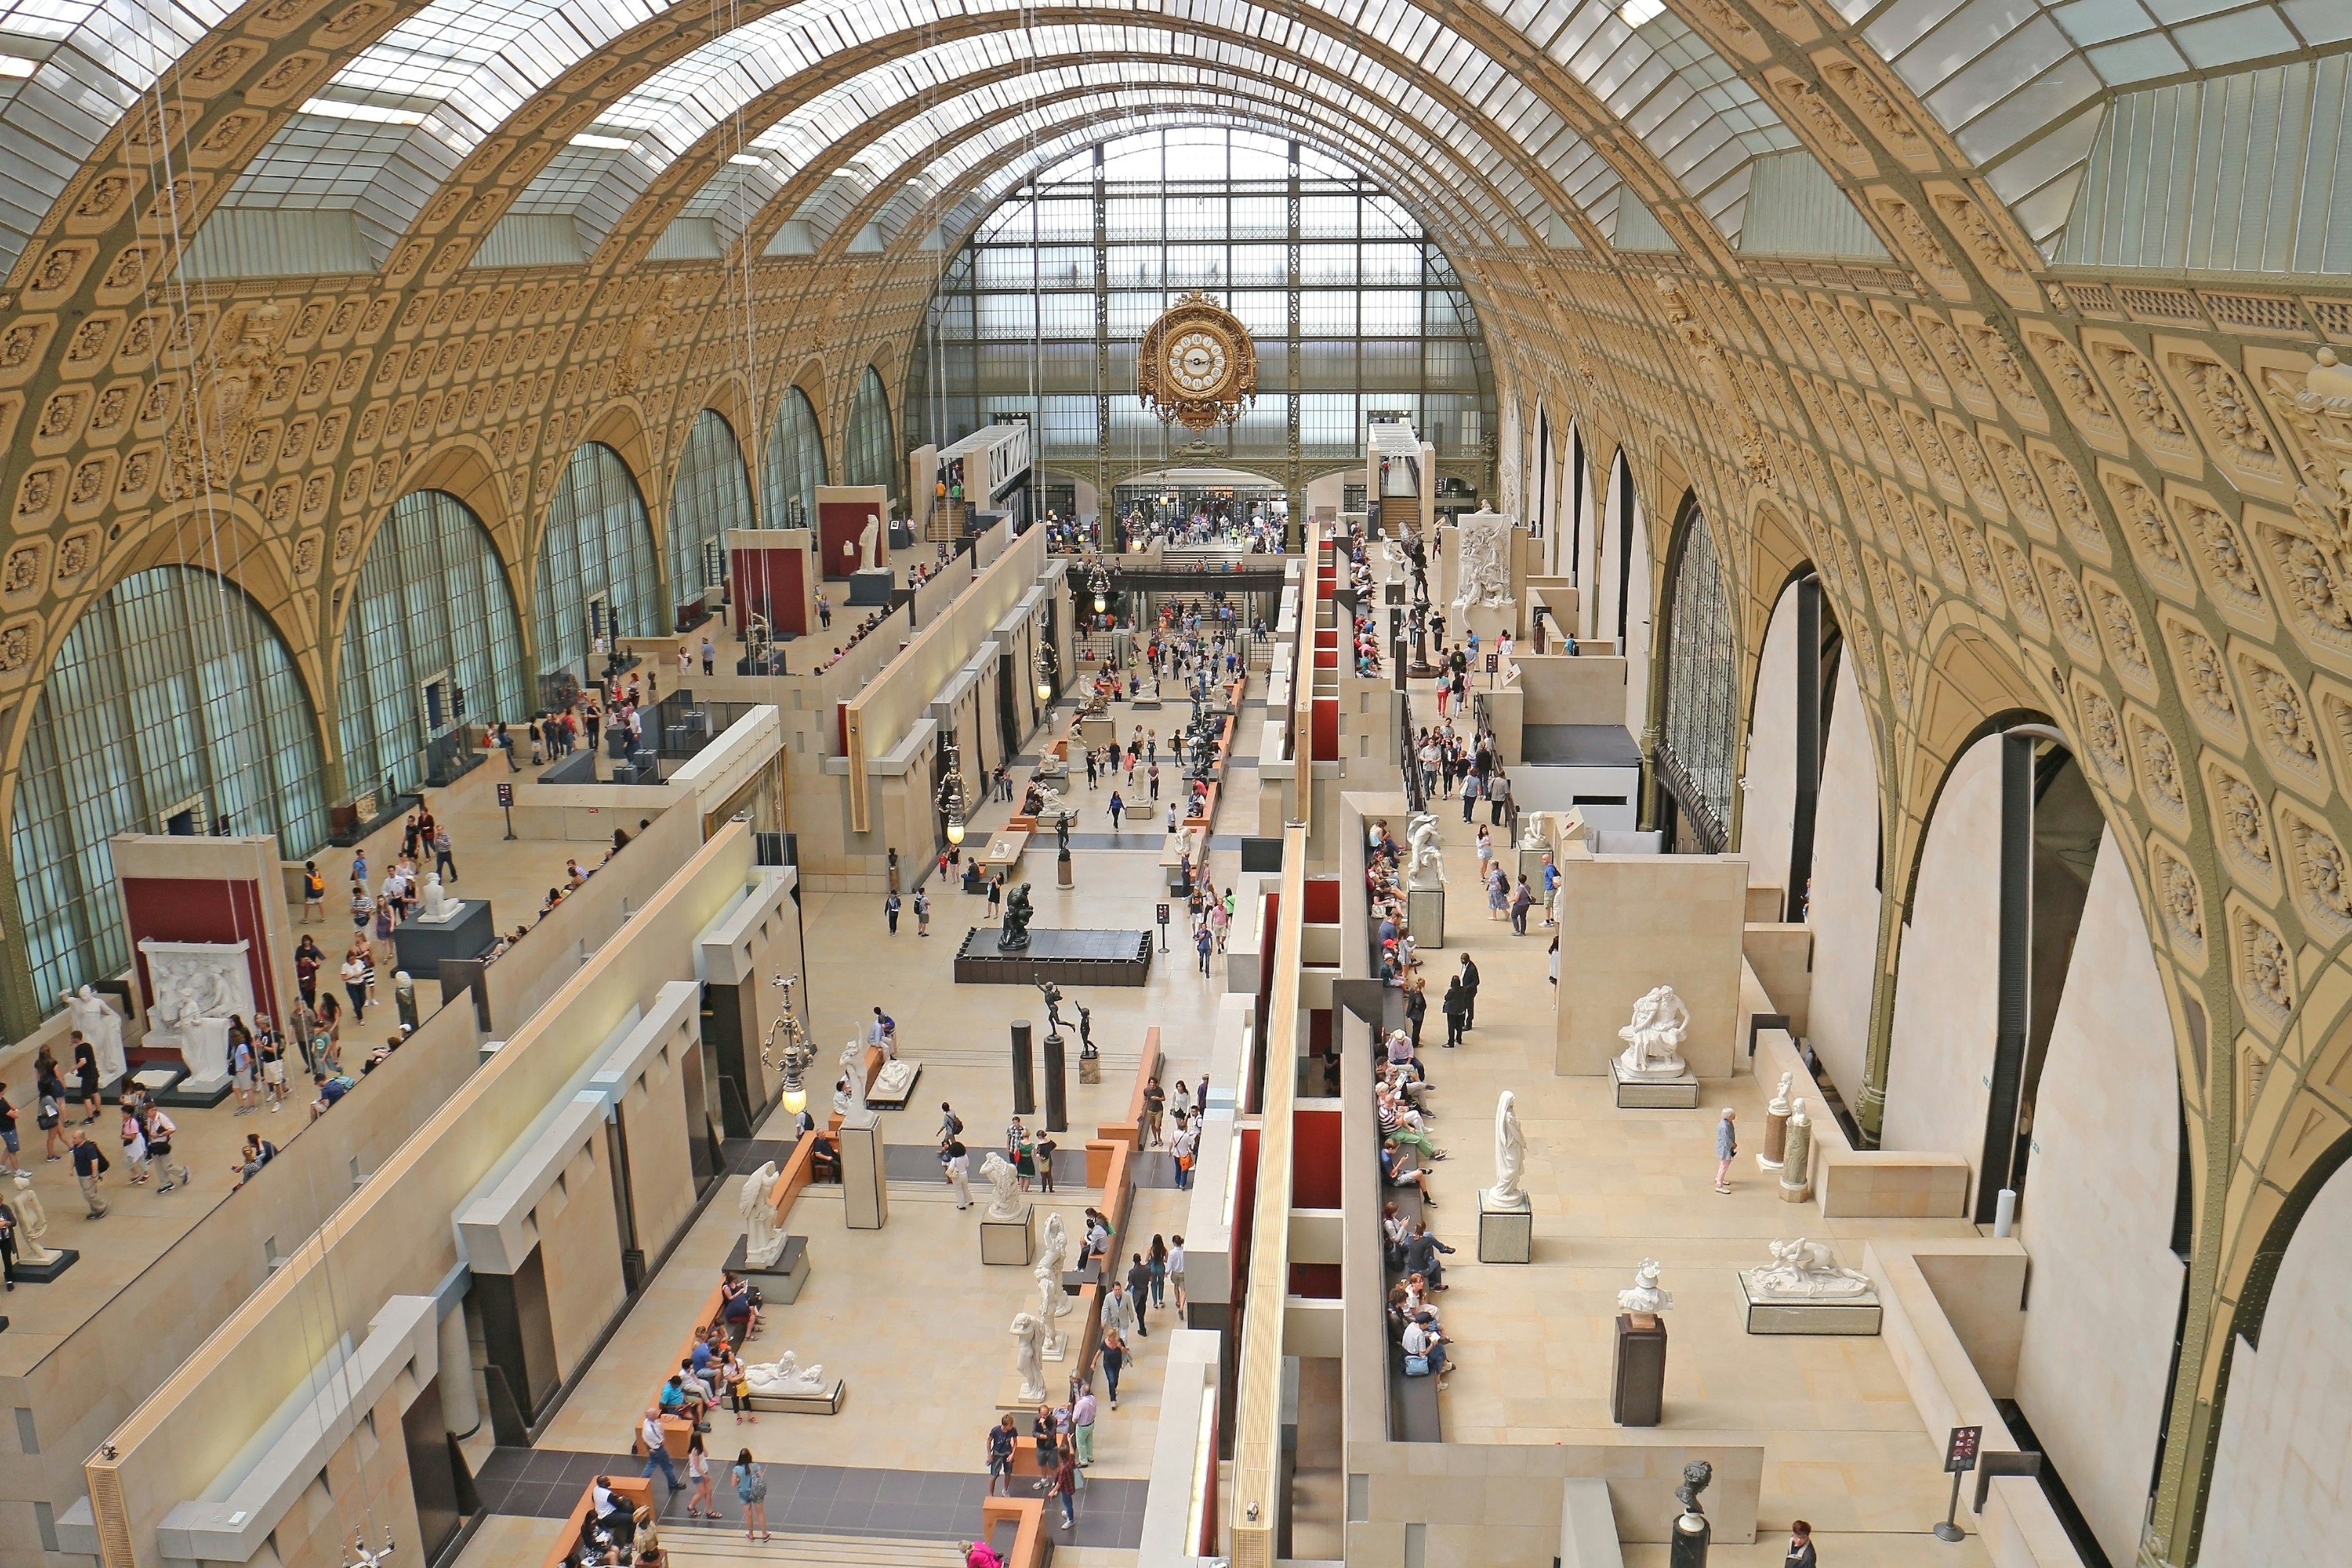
[2021,324,2124,453]
[2101,464,2195,600]
[2084,573,2156,698]
[2171,488,2272,632]
[2231,903,2294,1031]
[2166,614,2246,750]
[2204,756,2278,894]
[2038,556,2100,666]
[2233,646,2326,801]
[2246,508,2352,676]
[2130,709,2190,832]
[2155,340,2293,502]
[2150,837,2207,961]
[2072,677,2131,792]
[2084,333,2201,476]
[2277,801,2352,938]
[1955,317,2043,427]
[1991,536,2046,637]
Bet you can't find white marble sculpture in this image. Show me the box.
[1488,1090,1529,1210]
[1450,511,1516,611]
[1517,814,1548,850]
[1035,1213,1072,1357]
[140,939,254,1085]
[1405,813,1446,891]
[62,985,126,1082]
[979,1151,1023,1219]
[838,1039,868,1114]
[420,873,448,921]
[1615,985,1692,1081]
[1618,1257,1673,1314]
[744,1352,828,1393]
[1744,1238,1875,1302]
[859,515,881,571]
[1768,1071,1793,1117]
[5,1173,58,1267]
[740,1161,785,1269]
[1009,1311,1049,1404]
[871,1057,918,1102]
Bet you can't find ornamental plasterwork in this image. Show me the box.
[2086,571,2157,699]
[1876,304,1945,401]
[2084,333,2203,477]
[2233,643,2327,801]
[2166,611,2247,750]
[2021,323,2124,453]
[2278,801,2352,939]
[2102,463,2195,597]
[2206,755,2282,895]
[1991,536,2045,638]
[2173,488,2272,633]
[2156,341,2292,500]
[1954,316,2040,427]
[2038,555,2100,666]
[2151,836,2208,958]
[2071,676,2131,793]
[2130,708,2191,832]
[2233,902,2296,1031]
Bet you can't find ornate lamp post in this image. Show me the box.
[341,1528,396,1568]
[765,972,815,1115]
[1035,640,1060,707]
[935,729,971,848]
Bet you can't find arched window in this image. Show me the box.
[1657,505,1738,851]
[844,366,897,511]
[537,442,660,687]
[338,489,528,797]
[670,410,754,609]
[764,386,826,529]
[9,567,328,1003]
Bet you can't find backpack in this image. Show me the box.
[739,1464,767,1502]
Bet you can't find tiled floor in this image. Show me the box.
[1389,679,1994,1564]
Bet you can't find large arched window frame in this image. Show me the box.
[845,365,898,512]
[536,442,662,692]
[670,410,755,609]
[764,386,827,529]
[9,567,328,1004]
[1656,500,1738,852]
[337,489,529,797]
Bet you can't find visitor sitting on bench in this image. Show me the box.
[1379,1142,1433,1205]
[720,1270,760,1345]
[1401,1309,1450,1389]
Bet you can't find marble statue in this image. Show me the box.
[1450,511,1515,611]
[1405,813,1446,891]
[1517,814,1548,851]
[998,883,1036,951]
[979,1151,1023,1219]
[61,986,126,1082]
[1488,1090,1529,1210]
[1615,985,1692,1081]
[838,1039,868,1114]
[1618,1257,1673,1314]
[740,1161,784,1269]
[859,514,881,571]
[1743,1238,1875,1302]
[1768,1072,1792,1117]
[421,873,448,921]
[1009,1311,1049,1404]
[1035,1213,1072,1356]
[139,939,254,1085]
[744,1352,827,1393]
[870,1056,917,1102]
[4,1173,58,1267]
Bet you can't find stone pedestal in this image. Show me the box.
[1610,1312,1666,1427]
[1736,1272,1882,1335]
[1779,1114,1814,1204]
[846,565,895,606]
[724,1234,812,1305]
[744,1376,846,1415]
[12,1246,78,1283]
[1010,1020,1035,1115]
[1079,1054,1102,1085]
[1759,1107,1790,1170]
[1477,1193,1532,1262]
[1057,852,1073,888]
[1406,886,1446,949]
[838,1110,888,1230]
[980,1202,1036,1265]
[1042,1030,1068,1133]
[1609,1059,1700,1110]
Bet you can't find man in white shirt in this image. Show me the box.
[639,1406,680,1499]
[1401,1311,1449,1388]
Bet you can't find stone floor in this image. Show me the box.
[1386,679,1992,1564]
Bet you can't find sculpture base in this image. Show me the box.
[1737,1273,1881,1335]
[12,1248,78,1283]
[160,1073,233,1109]
[1609,1060,1698,1109]
[391,897,496,973]
[954,927,1153,986]
[980,1204,1035,1265]
[1079,1055,1102,1085]
[724,1234,811,1305]
[130,1066,183,1099]
[846,567,896,606]
[1477,1194,1532,1263]
[998,1373,1054,1414]
[744,1376,846,1415]
[1611,1312,1667,1427]
[1406,887,1446,949]
[866,1058,921,1109]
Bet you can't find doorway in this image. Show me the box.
[160,794,203,836]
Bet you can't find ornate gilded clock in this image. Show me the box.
[1137,291,1258,431]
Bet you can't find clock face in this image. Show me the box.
[1167,328,1230,395]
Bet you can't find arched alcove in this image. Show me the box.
[535,442,662,692]
[764,386,827,529]
[669,409,756,614]
[9,567,328,1001]
[844,366,898,512]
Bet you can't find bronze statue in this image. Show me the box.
[1000,881,1036,950]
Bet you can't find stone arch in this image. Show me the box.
[1651,490,1740,851]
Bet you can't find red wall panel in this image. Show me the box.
[1303,876,1339,924]
[816,500,887,580]
[1292,1105,1342,1208]
[121,877,279,1023]
[731,547,807,636]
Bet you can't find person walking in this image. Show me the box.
[1169,1235,1187,1313]
[341,950,368,1020]
[1441,976,1468,1049]
[1510,875,1534,936]
[684,1430,715,1517]
[1458,953,1482,1031]
[301,861,326,923]
[701,636,717,676]
[1459,769,1480,823]
[1487,767,1510,826]
[914,888,932,937]
[1053,1444,1080,1531]
[36,1057,67,1162]
[1196,924,1214,976]
[945,1137,972,1209]
[0,1078,18,1175]
[1126,1252,1153,1335]
[639,1407,682,1502]
[884,889,902,935]
[1098,1325,1129,1408]
[0,1200,16,1292]
[1714,1108,1738,1194]
[1108,791,1125,831]
[1143,1076,1166,1147]
[1035,1132,1056,1194]
[985,1415,1018,1496]
[1785,1521,1817,1567]
[1148,1235,1169,1309]
[119,1101,149,1185]
[733,1449,769,1542]
[69,1129,109,1218]
[1102,1283,1141,1367]
[1070,1385,1097,1466]
[70,1031,100,1125]
[433,825,458,883]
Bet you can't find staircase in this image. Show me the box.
[663,1527,965,1567]
[927,499,973,542]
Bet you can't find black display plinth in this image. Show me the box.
[953,928,1153,987]
[13,1248,78,1283]
[393,900,497,974]
[1611,1311,1667,1427]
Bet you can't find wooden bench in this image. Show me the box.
[1390,1343,1445,1442]
[630,1276,734,1460]
[1096,1027,1165,1152]
[981,1495,1051,1568]
[538,1476,652,1568]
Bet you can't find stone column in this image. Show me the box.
[1010,1020,1036,1115]
[439,1301,481,1438]
[1759,1076,1792,1170]
[1779,1101,1813,1203]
